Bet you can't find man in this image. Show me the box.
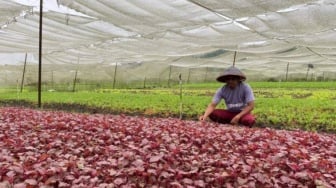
[199,66,256,127]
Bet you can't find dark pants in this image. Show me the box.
[209,109,256,127]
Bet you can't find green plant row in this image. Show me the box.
[175,81,336,89]
[0,82,335,133]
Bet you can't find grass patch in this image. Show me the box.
[0,81,335,133]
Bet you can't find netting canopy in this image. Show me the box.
[0,0,336,85]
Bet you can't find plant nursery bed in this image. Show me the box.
[0,107,335,187]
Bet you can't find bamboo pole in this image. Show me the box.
[285,62,289,81]
[72,56,79,92]
[179,73,183,119]
[20,53,27,92]
[51,70,54,89]
[204,67,208,82]
[143,77,146,88]
[112,62,118,89]
[233,51,237,67]
[168,65,172,87]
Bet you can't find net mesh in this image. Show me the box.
[0,0,335,87]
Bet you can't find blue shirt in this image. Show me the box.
[212,82,255,112]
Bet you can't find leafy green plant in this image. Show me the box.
[0,82,335,132]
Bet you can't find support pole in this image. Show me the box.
[72,56,79,92]
[285,62,289,81]
[143,77,146,88]
[112,62,118,89]
[38,0,43,107]
[168,65,172,87]
[187,68,191,84]
[179,73,183,119]
[51,70,54,89]
[233,51,237,67]
[20,53,27,93]
[72,70,78,92]
[323,72,325,81]
[204,67,208,82]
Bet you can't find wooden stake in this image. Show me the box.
[233,51,237,67]
[20,53,27,92]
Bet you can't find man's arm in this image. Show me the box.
[230,101,254,125]
[199,102,217,121]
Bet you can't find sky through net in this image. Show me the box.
[0,0,336,86]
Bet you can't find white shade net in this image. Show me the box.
[0,0,335,85]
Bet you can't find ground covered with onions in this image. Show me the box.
[0,107,335,187]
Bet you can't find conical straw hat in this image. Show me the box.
[216,66,246,82]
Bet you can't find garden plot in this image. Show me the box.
[0,107,335,187]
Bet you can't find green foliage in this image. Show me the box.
[0,81,335,133]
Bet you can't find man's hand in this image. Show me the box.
[230,115,241,125]
[199,115,207,121]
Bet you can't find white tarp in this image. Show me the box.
[0,0,335,82]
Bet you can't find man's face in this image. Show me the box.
[225,76,240,88]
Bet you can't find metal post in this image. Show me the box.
[38,0,43,107]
